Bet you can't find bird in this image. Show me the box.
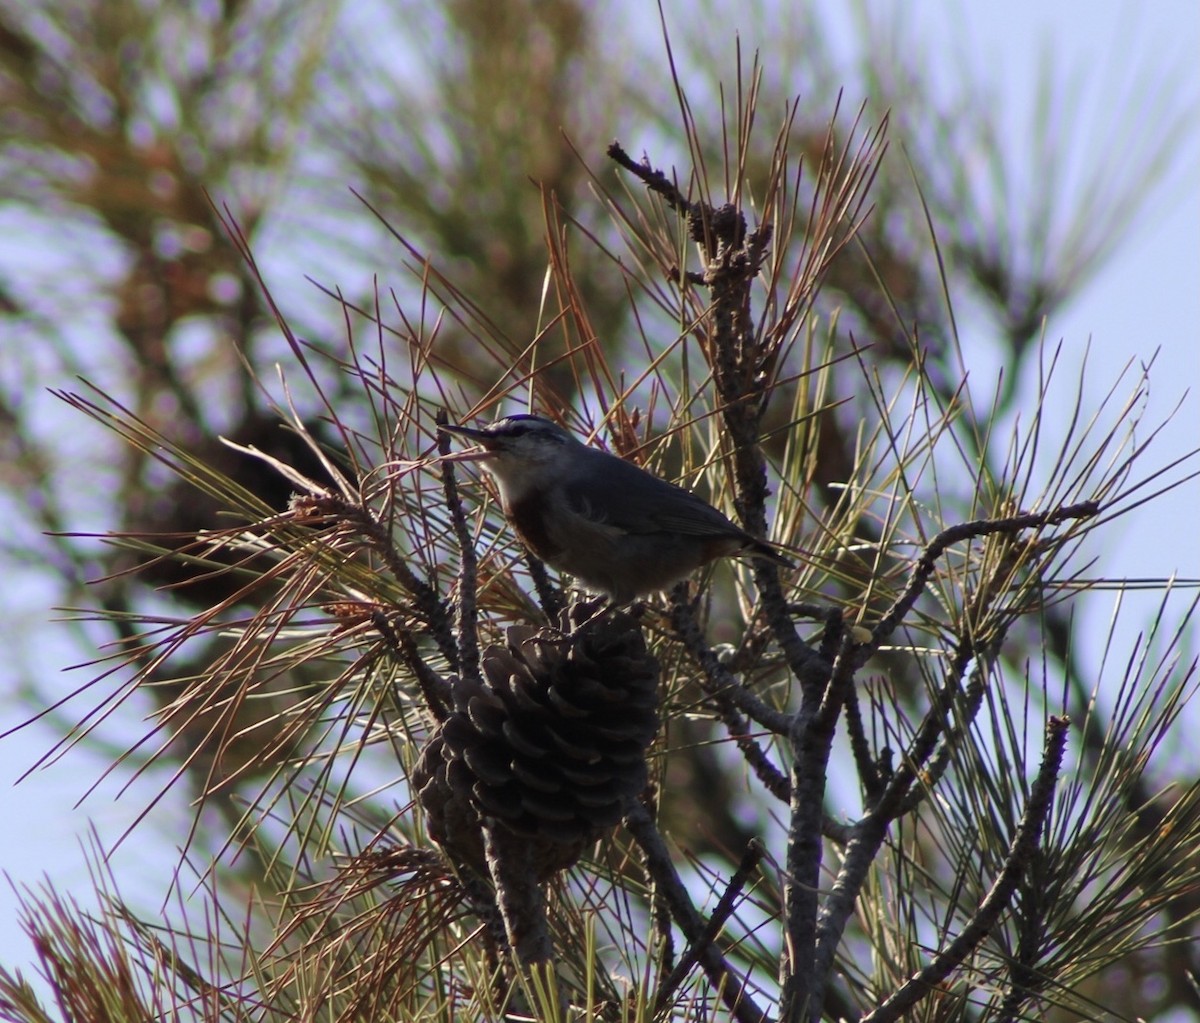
[440,414,791,604]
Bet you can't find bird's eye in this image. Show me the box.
[491,415,541,439]
[485,415,561,442]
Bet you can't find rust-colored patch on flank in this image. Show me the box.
[699,535,746,563]
[505,495,562,562]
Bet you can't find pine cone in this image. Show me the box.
[413,605,659,880]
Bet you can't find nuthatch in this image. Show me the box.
[440,414,791,603]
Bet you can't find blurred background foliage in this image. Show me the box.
[0,0,1195,1019]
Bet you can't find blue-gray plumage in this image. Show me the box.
[440,414,790,603]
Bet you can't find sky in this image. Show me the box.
[920,3,1200,610]
[0,0,1197,1002]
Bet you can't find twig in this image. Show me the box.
[758,561,831,692]
[861,717,1069,1023]
[842,679,881,803]
[745,222,774,281]
[787,601,842,624]
[809,814,888,1019]
[436,411,481,683]
[792,508,1088,999]
[895,650,991,816]
[524,551,565,623]
[654,839,765,1015]
[300,492,458,668]
[624,802,770,1023]
[481,819,553,967]
[814,605,848,664]
[779,635,860,1020]
[869,504,1099,654]
[718,703,791,803]
[995,859,1049,1022]
[871,640,978,818]
[373,612,451,720]
[812,608,881,800]
[684,694,854,840]
[808,641,982,1000]
[459,869,507,967]
[607,140,694,213]
[668,694,851,838]
[633,130,808,698]
[668,265,708,287]
[644,780,677,976]
[669,588,792,736]
[614,140,826,691]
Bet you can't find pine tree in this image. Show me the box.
[1,4,1196,1020]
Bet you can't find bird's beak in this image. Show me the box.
[438,423,497,462]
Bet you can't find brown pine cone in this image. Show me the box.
[413,605,659,880]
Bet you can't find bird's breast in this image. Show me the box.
[504,494,564,563]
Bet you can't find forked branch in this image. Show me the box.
[861,717,1070,1023]
[625,802,770,1023]
[868,502,1100,654]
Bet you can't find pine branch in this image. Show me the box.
[862,716,1069,1023]
[624,802,770,1023]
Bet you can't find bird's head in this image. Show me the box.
[439,415,579,499]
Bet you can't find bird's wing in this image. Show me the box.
[561,452,746,539]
